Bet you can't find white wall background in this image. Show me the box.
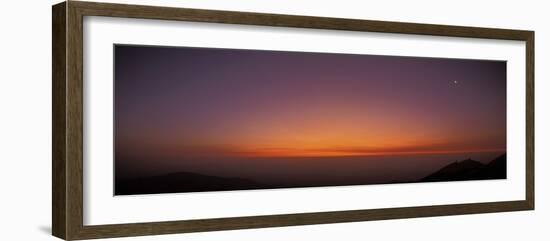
[0,0,547,240]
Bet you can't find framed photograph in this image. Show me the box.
[52,1,534,240]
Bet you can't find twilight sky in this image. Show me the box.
[114,45,506,179]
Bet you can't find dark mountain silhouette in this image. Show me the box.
[115,171,401,195]
[421,154,506,182]
[116,154,506,195]
[481,154,507,178]
[115,172,270,195]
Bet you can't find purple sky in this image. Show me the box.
[114,45,506,180]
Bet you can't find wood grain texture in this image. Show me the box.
[66,2,85,240]
[52,2,67,240]
[52,1,535,240]
[525,32,535,209]
[71,1,533,40]
[73,201,530,240]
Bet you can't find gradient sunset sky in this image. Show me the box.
[114,45,506,179]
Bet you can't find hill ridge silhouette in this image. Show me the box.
[115,154,506,195]
[421,154,506,182]
[115,171,270,195]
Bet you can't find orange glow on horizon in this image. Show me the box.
[120,123,506,160]
[226,147,506,158]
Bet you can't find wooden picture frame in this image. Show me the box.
[52,1,534,240]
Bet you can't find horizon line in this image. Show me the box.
[227,148,506,159]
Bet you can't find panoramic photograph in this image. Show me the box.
[114,45,507,196]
